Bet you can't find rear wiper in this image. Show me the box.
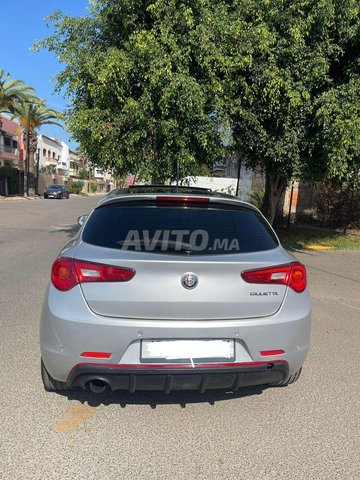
[116,239,193,254]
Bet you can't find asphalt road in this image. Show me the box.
[0,195,359,480]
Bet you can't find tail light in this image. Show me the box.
[156,196,209,207]
[51,258,135,291]
[241,262,307,293]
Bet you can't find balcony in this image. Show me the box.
[0,144,20,162]
[69,168,80,178]
[94,169,105,180]
[44,157,59,165]
[0,145,19,155]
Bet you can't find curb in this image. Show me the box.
[304,245,335,251]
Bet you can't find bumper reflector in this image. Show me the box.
[260,350,285,356]
[80,352,111,359]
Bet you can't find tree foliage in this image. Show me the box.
[15,100,62,174]
[36,1,233,181]
[0,69,35,115]
[0,69,35,129]
[37,0,360,221]
[226,0,360,221]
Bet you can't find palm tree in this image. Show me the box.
[15,100,63,195]
[0,70,35,127]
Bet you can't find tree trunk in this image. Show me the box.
[29,129,38,175]
[261,171,288,225]
[27,130,38,196]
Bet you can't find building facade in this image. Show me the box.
[37,134,62,173]
[0,116,23,167]
[0,115,25,196]
[69,150,83,178]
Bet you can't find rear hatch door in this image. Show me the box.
[77,197,289,320]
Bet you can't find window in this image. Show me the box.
[83,204,278,255]
[4,136,11,147]
[48,150,51,157]
[53,152,56,159]
[43,149,46,157]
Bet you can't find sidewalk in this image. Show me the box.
[0,195,43,202]
[0,193,104,201]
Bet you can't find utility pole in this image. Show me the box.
[24,112,30,197]
[175,158,179,192]
[235,158,241,197]
[35,149,40,196]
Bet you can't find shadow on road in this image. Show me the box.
[57,386,267,408]
[49,223,80,237]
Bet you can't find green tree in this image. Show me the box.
[78,167,91,180]
[35,1,230,181]
[0,69,35,128]
[227,0,360,222]
[37,1,360,222]
[15,100,62,173]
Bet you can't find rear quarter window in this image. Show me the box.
[82,203,278,255]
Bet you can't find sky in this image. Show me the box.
[0,0,91,149]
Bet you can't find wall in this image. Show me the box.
[38,174,65,195]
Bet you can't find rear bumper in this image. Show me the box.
[41,284,310,383]
[67,361,289,392]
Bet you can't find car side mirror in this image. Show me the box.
[77,215,88,226]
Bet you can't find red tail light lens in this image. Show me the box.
[289,262,307,293]
[51,258,135,291]
[51,258,78,291]
[241,262,306,293]
[156,196,209,207]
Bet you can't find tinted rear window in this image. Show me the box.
[82,204,278,255]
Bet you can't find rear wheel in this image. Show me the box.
[276,367,302,387]
[41,359,67,392]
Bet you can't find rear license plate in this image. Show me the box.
[140,339,235,363]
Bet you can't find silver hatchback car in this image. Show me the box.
[40,186,311,394]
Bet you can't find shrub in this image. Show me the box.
[90,182,97,193]
[40,165,56,175]
[249,189,265,208]
[67,180,83,194]
[314,183,360,228]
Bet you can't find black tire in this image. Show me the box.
[276,367,302,387]
[41,359,67,392]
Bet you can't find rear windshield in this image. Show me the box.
[82,204,278,255]
[49,185,62,190]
